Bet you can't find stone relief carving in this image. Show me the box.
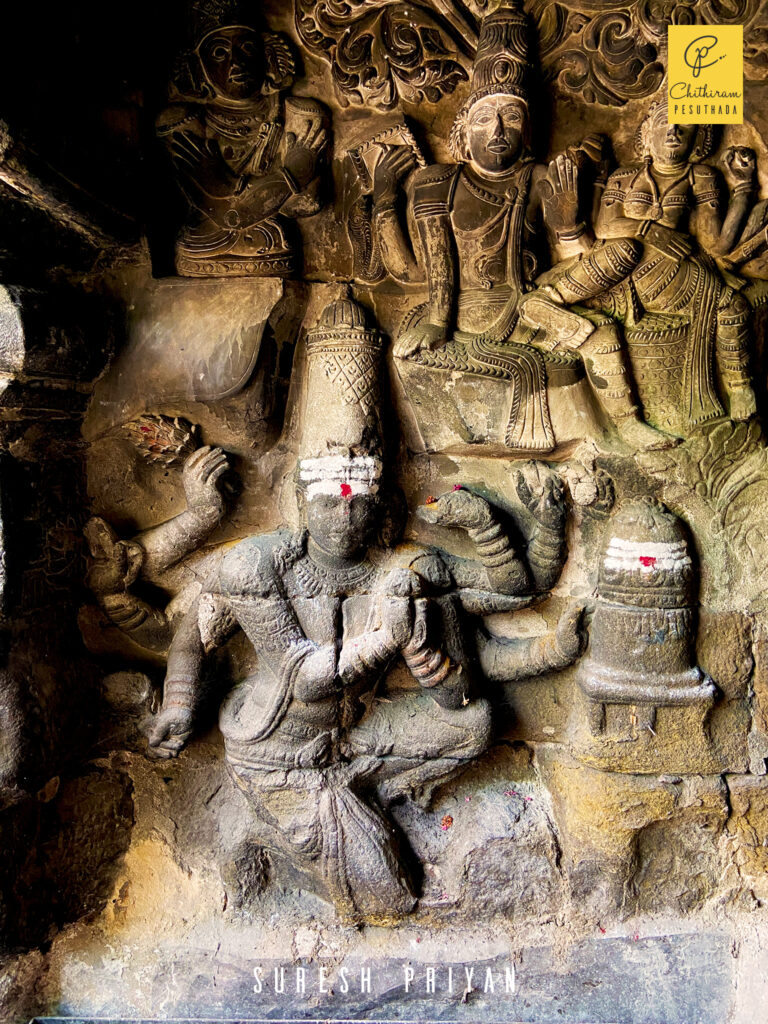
[363,1,674,453]
[158,0,330,277]
[294,0,475,111]
[84,416,231,655]
[28,0,768,990]
[573,497,717,773]
[295,0,767,112]
[580,98,761,436]
[145,297,584,922]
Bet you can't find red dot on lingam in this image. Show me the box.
[340,483,352,499]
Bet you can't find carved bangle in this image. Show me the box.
[556,222,586,242]
[733,182,755,196]
[282,168,301,195]
[374,200,397,216]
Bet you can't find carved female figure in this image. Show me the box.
[572,97,759,433]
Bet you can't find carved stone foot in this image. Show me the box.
[729,386,757,422]
[616,417,680,452]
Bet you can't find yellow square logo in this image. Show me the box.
[668,25,743,124]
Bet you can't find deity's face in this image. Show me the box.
[466,96,527,175]
[305,492,379,563]
[647,108,697,165]
[198,26,262,102]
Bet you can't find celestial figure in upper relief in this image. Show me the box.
[147,297,584,924]
[370,0,671,452]
[572,97,759,432]
[157,0,329,278]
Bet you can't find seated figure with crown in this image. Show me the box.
[157,0,329,277]
[146,296,585,923]
[368,0,676,454]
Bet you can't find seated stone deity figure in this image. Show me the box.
[371,0,670,452]
[157,0,329,277]
[542,97,758,435]
[147,297,584,924]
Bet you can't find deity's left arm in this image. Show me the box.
[416,490,531,596]
[476,603,585,681]
[411,167,456,330]
[371,150,424,285]
[690,163,753,255]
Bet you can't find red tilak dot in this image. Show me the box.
[140,426,151,433]
[639,556,656,567]
[340,483,352,499]
[452,484,463,491]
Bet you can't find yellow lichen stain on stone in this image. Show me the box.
[100,837,213,939]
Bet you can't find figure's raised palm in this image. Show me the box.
[374,145,417,204]
[541,153,580,231]
[516,462,566,529]
[182,446,228,510]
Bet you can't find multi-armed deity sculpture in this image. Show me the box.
[146,296,585,922]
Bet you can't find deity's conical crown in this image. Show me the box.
[466,0,532,111]
[299,298,385,498]
[190,0,255,43]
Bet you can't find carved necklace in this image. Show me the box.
[291,554,378,597]
[455,162,534,293]
[207,99,282,174]
[630,159,692,221]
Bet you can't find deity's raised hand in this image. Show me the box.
[182,446,228,510]
[516,462,566,529]
[540,153,580,231]
[721,146,757,190]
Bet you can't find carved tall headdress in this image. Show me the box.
[450,0,533,159]
[298,298,385,498]
[171,0,297,100]
[465,0,532,111]
[190,0,255,43]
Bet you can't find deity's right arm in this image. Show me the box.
[373,178,424,285]
[156,105,293,230]
[162,593,209,715]
[410,165,457,328]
